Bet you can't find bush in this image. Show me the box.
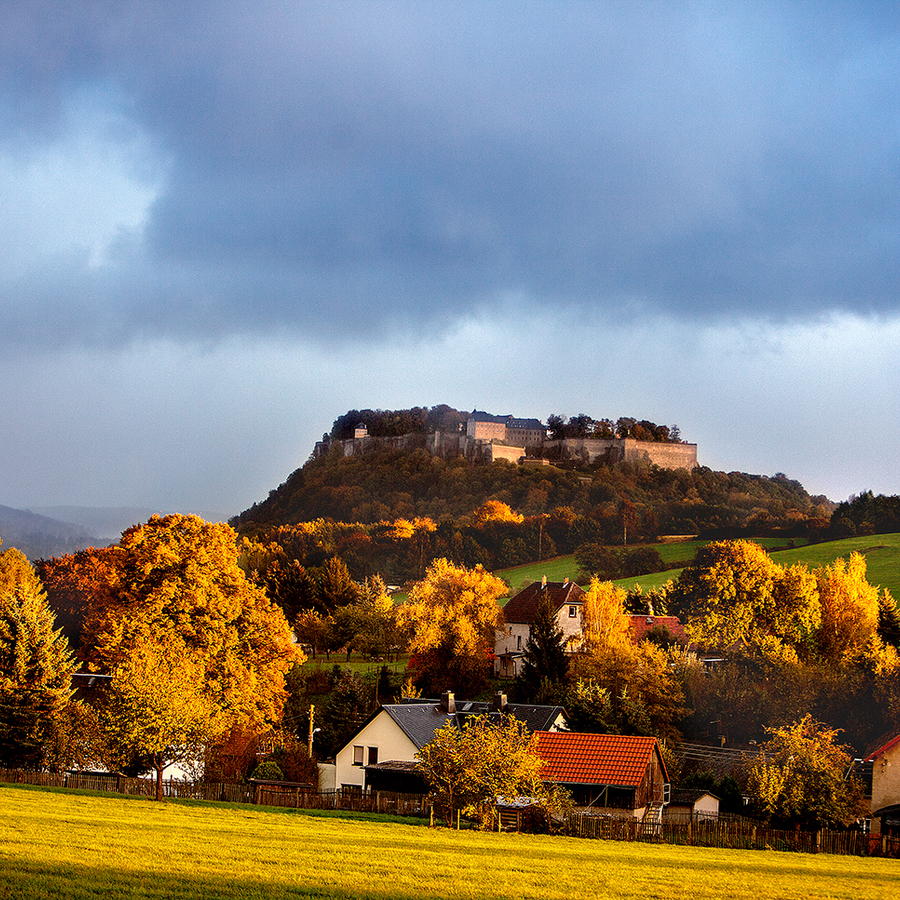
[250,760,285,781]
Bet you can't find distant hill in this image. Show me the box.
[0,505,100,560]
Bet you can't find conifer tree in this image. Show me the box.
[516,593,569,702]
[0,543,76,768]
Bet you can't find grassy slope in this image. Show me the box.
[494,534,900,600]
[2,785,896,900]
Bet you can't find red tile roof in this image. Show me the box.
[534,731,667,787]
[627,615,687,644]
[503,581,585,624]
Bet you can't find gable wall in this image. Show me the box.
[872,740,900,815]
[334,711,419,790]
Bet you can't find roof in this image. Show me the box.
[378,701,568,751]
[534,731,667,787]
[668,789,718,807]
[628,615,688,644]
[503,581,586,624]
[864,731,900,762]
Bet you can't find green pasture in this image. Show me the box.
[1,785,896,900]
[612,534,900,600]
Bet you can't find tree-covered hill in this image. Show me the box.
[233,441,832,541]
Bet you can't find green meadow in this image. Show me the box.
[1,785,897,900]
[495,534,900,600]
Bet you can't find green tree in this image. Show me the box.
[516,593,569,702]
[0,543,76,768]
[397,559,506,696]
[746,716,864,828]
[416,714,569,826]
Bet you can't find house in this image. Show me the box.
[495,578,585,678]
[662,789,720,822]
[466,411,546,447]
[627,615,688,645]
[331,691,567,792]
[534,730,669,820]
[863,731,900,834]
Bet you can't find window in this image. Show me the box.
[368,747,378,765]
[353,745,364,766]
[568,606,577,618]
[516,635,522,650]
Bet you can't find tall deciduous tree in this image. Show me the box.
[579,578,632,655]
[101,636,223,799]
[397,558,506,696]
[671,540,821,660]
[817,553,879,664]
[0,543,76,768]
[85,515,303,736]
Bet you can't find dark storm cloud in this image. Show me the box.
[3,1,900,349]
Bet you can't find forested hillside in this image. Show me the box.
[233,442,831,539]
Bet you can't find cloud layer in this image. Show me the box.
[4,2,900,351]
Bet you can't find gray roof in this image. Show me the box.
[381,701,568,750]
[668,789,718,807]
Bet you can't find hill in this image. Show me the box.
[0,505,99,560]
[233,441,831,541]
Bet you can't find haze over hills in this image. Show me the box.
[0,505,99,560]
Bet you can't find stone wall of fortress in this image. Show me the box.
[318,431,697,471]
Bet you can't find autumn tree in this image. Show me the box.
[80,516,303,778]
[342,575,398,660]
[816,553,880,664]
[472,501,524,526]
[746,716,864,828]
[101,636,223,800]
[579,578,632,656]
[416,714,569,826]
[0,543,76,768]
[397,558,506,696]
[516,593,569,703]
[671,540,821,660]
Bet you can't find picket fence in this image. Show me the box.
[2,767,897,858]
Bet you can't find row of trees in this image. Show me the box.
[546,414,680,443]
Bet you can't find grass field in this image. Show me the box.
[606,534,900,599]
[2,785,898,900]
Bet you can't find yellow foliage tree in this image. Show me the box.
[472,501,524,526]
[416,713,569,826]
[816,553,880,664]
[102,635,225,800]
[397,558,506,695]
[746,716,864,828]
[672,540,821,660]
[579,577,632,655]
[84,516,304,744]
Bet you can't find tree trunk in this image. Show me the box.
[154,756,165,802]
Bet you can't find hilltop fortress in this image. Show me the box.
[318,410,698,471]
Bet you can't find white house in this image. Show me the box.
[495,578,585,678]
[333,692,568,792]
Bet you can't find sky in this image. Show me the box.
[2,1,900,523]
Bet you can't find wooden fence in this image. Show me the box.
[564,810,900,857]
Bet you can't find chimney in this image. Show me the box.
[493,691,508,712]
[541,575,547,588]
[563,577,569,585]
[441,691,456,714]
